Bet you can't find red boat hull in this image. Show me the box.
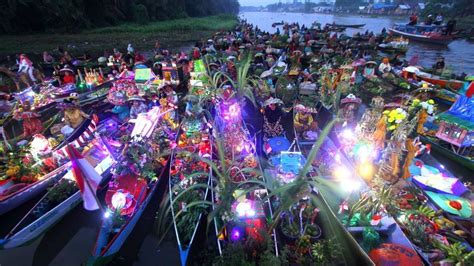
[419,76,464,91]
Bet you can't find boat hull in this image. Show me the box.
[420,136,474,171]
[389,28,453,45]
[419,76,464,91]
[0,192,81,249]
[88,181,159,266]
[0,165,69,215]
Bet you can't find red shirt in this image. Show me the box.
[63,75,75,84]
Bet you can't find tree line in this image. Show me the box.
[0,0,240,34]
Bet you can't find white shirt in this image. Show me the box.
[378,62,392,73]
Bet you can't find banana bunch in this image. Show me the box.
[434,216,456,230]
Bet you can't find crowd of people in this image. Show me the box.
[2,16,456,141]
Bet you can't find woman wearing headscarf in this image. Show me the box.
[262,97,285,140]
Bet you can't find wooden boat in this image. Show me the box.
[272,22,284,27]
[418,72,465,91]
[0,116,100,215]
[420,95,474,171]
[0,137,115,249]
[263,130,374,264]
[313,105,429,264]
[332,23,365,28]
[404,155,474,259]
[89,106,177,265]
[170,115,212,266]
[211,99,278,258]
[389,24,453,45]
[377,38,409,54]
[420,135,474,171]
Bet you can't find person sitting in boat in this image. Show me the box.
[13,100,43,137]
[408,13,418,26]
[128,96,148,119]
[402,66,420,81]
[61,97,89,128]
[60,66,76,85]
[363,61,377,79]
[262,97,285,140]
[378,57,392,77]
[340,94,362,126]
[106,91,130,122]
[433,56,445,75]
[294,104,318,138]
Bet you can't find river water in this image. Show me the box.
[240,12,474,74]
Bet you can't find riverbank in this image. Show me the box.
[0,15,237,57]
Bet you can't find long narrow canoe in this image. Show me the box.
[170,115,212,266]
[0,116,100,215]
[89,107,177,265]
[299,104,425,265]
[0,142,114,249]
[212,99,278,257]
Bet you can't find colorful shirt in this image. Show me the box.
[112,105,130,121]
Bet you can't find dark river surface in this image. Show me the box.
[240,11,474,74]
[0,12,473,266]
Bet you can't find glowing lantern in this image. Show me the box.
[111,191,128,210]
[333,165,351,181]
[230,227,243,241]
[235,200,256,218]
[357,161,375,181]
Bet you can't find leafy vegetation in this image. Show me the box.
[0,15,238,55]
[0,0,239,34]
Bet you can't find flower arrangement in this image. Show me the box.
[383,108,408,131]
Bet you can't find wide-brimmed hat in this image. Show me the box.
[58,98,79,109]
[128,95,145,102]
[60,65,74,73]
[107,91,128,105]
[263,97,284,106]
[295,104,318,113]
[365,61,377,66]
[341,94,362,105]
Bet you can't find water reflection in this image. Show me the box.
[240,12,474,74]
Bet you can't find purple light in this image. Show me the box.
[230,227,242,241]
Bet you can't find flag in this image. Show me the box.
[465,81,474,98]
[66,145,103,211]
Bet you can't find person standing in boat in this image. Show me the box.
[408,13,418,26]
[446,18,456,35]
[17,54,37,85]
[434,14,443,26]
[425,15,434,26]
